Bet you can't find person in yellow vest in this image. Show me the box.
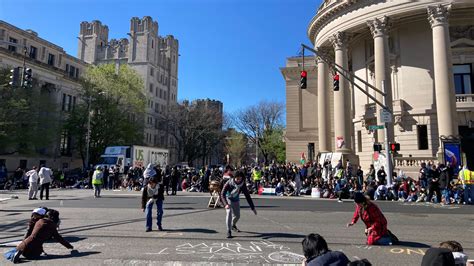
[459,166,473,205]
[252,167,262,194]
[92,166,104,198]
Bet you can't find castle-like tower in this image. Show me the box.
[78,16,179,163]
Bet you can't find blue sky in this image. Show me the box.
[0,0,321,114]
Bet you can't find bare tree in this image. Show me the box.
[232,100,285,163]
[159,101,223,166]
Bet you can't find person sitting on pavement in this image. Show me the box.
[347,192,398,245]
[439,240,469,266]
[221,170,257,238]
[421,248,456,266]
[12,209,73,263]
[301,233,349,266]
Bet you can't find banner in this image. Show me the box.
[444,142,461,175]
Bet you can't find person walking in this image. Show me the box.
[347,192,397,245]
[221,170,257,238]
[38,166,52,200]
[26,166,39,200]
[141,177,164,232]
[427,164,441,203]
[92,166,104,198]
[103,166,109,190]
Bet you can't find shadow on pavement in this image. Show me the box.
[395,241,431,248]
[38,250,101,260]
[239,231,305,240]
[164,207,195,210]
[164,228,218,234]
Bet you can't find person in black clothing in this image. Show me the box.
[170,166,180,195]
[356,166,364,190]
[438,164,451,205]
[301,233,349,266]
[376,166,386,186]
[163,165,171,195]
[103,166,109,190]
[427,164,441,203]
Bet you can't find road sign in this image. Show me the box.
[369,125,384,130]
[380,109,392,123]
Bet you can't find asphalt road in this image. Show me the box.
[1,189,473,265]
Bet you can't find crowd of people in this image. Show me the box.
[2,158,473,206]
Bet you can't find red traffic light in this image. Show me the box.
[300,71,307,78]
[333,74,339,81]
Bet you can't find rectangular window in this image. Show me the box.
[164,91,167,100]
[150,67,154,76]
[72,96,76,111]
[75,68,79,78]
[417,125,428,150]
[29,46,37,59]
[62,93,66,111]
[19,160,27,169]
[47,53,55,66]
[453,64,472,95]
[67,95,72,111]
[60,130,71,155]
[8,37,17,52]
[155,103,159,112]
[357,130,362,152]
[149,84,154,93]
[159,89,162,98]
[69,65,76,78]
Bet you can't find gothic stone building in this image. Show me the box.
[78,16,180,164]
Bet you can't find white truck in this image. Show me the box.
[96,145,169,173]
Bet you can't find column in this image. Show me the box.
[330,32,352,153]
[317,53,330,152]
[367,16,394,144]
[428,4,458,139]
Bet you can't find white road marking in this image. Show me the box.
[258,215,293,230]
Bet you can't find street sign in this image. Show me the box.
[369,125,384,130]
[380,109,392,123]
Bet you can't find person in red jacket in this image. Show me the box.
[347,192,397,245]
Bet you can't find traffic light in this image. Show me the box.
[333,74,340,91]
[373,143,382,152]
[22,68,32,88]
[300,70,307,89]
[9,67,21,87]
[390,142,400,152]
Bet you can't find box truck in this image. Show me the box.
[96,145,169,173]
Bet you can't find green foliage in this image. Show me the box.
[64,64,146,166]
[260,127,286,163]
[225,130,247,167]
[0,68,59,155]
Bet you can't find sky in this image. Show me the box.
[0,0,321,114]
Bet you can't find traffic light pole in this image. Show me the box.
[382,81,393,187]
[301,44,394,186]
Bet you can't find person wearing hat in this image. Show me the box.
[23,207,49,239]
[92,166,104,198]
[141,177,164,232]
[12,209,73,263]
[347,192,397,245]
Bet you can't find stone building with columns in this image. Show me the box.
[285,0,474,171]
[77,16,180,164]
[0,20,87,171]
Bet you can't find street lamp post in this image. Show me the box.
[85,92,105,170]
[85,95,92,170]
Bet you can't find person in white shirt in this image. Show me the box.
[25,166,39,200]
[38,166,52,200]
